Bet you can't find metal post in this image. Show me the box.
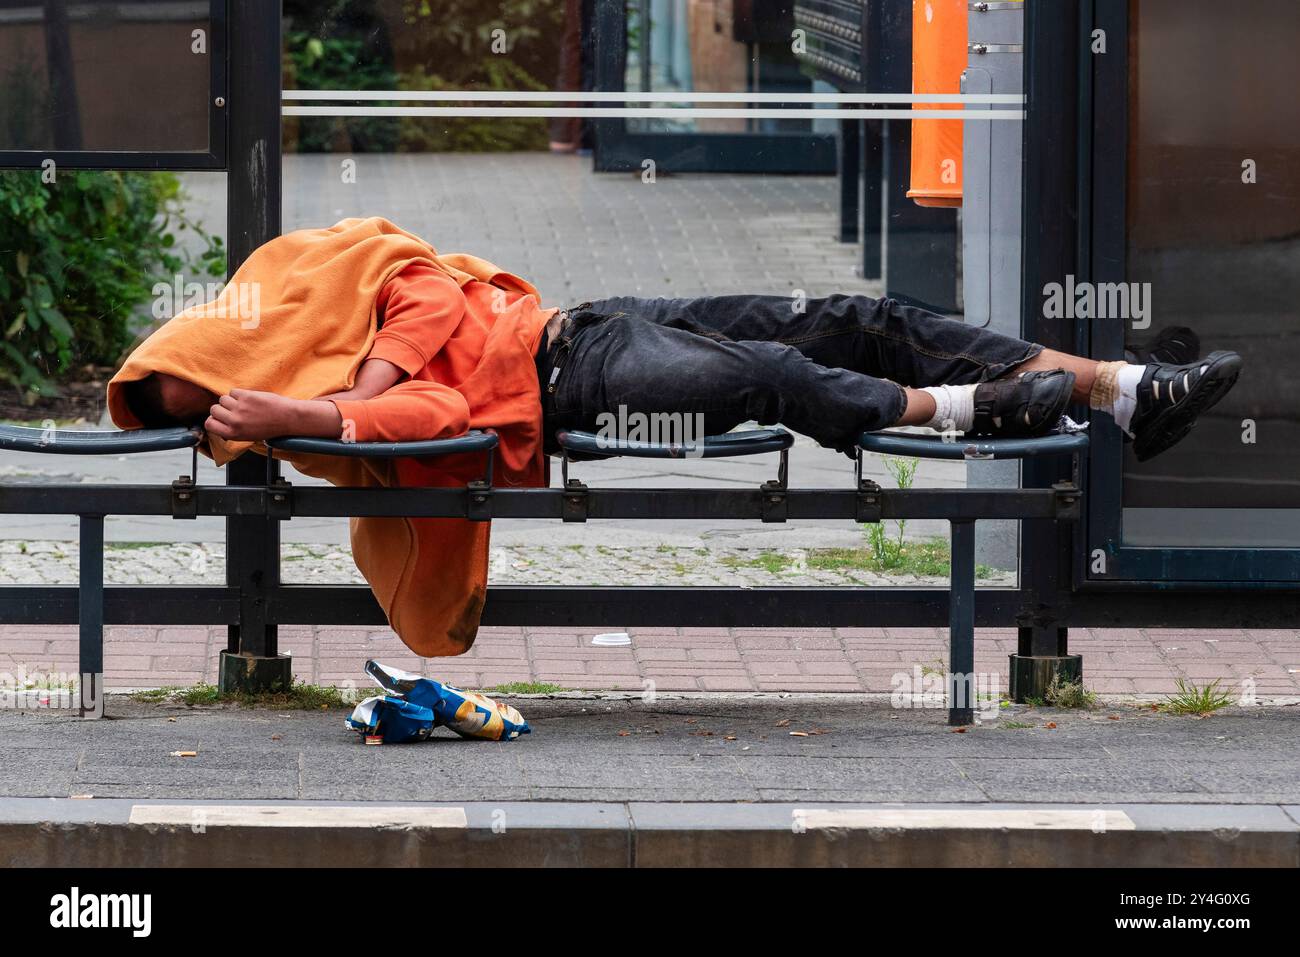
[859,4,885,280]
[838,119,860,243]
[1012,0,1085,702]
[947,518,976,726]
[220,0,291,693]
[637,0,651,94]
[43,0,83,150]
[590,0,627,170]
[860,119,884,279]
[78,515,104,718]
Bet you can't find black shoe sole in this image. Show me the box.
[1132,351,1242,462]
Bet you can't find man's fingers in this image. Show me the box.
[204,415,234,439]
[218,393,240,409]
[208,403,235,424]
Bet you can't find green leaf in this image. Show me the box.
[15,251,28,277]
[38,306,73,340]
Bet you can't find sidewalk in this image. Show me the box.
[2,696,1297,866]
[2,624,1297,698]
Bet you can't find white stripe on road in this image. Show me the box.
[129,804,468,829]
[795,808,1136,830]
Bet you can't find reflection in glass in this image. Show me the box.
[1123,0,1300,545]
[0,0,210,153]
[624,0,822,135]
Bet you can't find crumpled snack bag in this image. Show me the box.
[347,694,437,744]
[346,659,531,742]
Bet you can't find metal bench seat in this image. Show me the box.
[555,426,793,459]
[266,430,500,500]
[857,430,1090,461]
[554,428,795,522]
[266,430,498,459]
[0,424,202,455]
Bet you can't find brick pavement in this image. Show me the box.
[2,623,1297,700]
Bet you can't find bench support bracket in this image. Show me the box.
[759,447,790,523]
[467,481,493,522]
[562,480,589,523]
[170,476,197,520]
[267,478,293,521]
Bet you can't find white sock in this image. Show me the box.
[1109,364,1145,435]
[920,384,976,433]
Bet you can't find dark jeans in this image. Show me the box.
[539,294,1043,454]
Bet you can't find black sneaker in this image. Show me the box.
[1125,325,1201,367]
[1128,350,1242,461]
[971,369,1075,438]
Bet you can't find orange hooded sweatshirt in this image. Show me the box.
[108,217,555,657]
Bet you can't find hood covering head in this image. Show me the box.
[108,216,538,465]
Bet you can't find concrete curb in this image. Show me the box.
[2,799,1297,867]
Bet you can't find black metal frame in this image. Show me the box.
[1013,0,1085,667]
[223,0,284,664]
[1077,0,1300,586]
[0,448,1085,725]
[0,0,228,171]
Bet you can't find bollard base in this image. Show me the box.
[219,651,293,695]
[1008,654,1082,703]
[947,707,974,727]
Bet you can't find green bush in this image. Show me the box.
[396,62,549,153]
[282,0,563,154]
[284,31,401,153]
[0,170,224,396]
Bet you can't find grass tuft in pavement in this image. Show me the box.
[721,552,797,575]
[132,682,371,710]
[808,542,996,580]
[481,681,568,695]
[1160,677,1235,715]
[131,680,571,707]
[1044,673,1098,710]
[128,688,172,702]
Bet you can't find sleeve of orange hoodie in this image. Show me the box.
[328,263,472,442]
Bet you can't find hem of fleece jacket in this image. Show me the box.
[329,398,374,442]
[366,336,428,377]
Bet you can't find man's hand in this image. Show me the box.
[205,389,343,441]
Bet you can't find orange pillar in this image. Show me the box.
[908,0,967,207]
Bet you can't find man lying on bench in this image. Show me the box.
[107,218,1242,658]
